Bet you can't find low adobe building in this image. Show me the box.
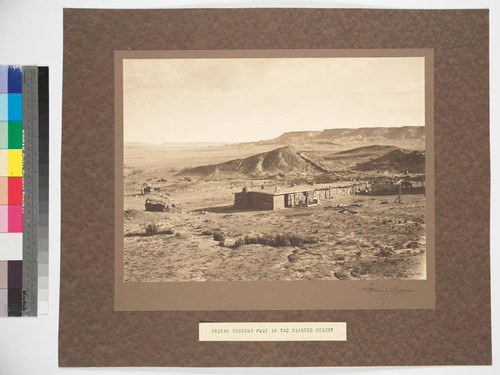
[234,182,370,211]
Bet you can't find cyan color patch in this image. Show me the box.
[7,67,22,94]
[0,94,7,121]
[7,94,21,121]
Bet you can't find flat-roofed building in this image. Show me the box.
[234,182,370,210]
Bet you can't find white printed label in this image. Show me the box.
[199,322,347,341]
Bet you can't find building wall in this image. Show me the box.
[313,183,371,199]
[234,192,248,209]
[234,182,372,210]
[284,192,307,207]
[273,195,286,209]
[247,192,275,210]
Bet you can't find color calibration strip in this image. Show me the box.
[0,66,49,317]
[0,66,23,317]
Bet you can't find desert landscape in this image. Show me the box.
[123,126,427,282]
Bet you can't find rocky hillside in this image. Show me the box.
[355,149,425,173]
[179,146,325,176]
[314,145,401,171]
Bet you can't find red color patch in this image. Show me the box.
[8,177,22,205]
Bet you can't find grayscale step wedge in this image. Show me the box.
[21,66,39,317]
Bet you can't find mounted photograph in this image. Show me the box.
[114,49,434,310]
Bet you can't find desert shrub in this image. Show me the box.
[161,228,175,235]
[175,232,183,237]
[244,234,258,244]
[257,234,272,245]
[406,241,419,249]
[124,209,139,219]
[218,241,225,247]
[201,230,213,236]
[287,233,308,247]
[242,233,314,248]
[145,223,158,236]
[213,231,226,242]
[233,237,245,248]
[375,248,393,257]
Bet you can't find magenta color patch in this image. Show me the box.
[0,205,7,233]
[8,205,22,232]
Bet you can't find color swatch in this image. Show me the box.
[0,66,23,317]
[1,66,49,317]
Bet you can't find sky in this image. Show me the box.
[123,57,425,144]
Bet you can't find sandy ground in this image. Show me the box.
[123,184,426,281]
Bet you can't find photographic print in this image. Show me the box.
[115,49,435,310]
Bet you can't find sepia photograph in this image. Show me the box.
[120,52,429,284]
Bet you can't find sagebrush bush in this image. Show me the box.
[234,237,245,247]
[145,223,158,236]
[375,247,393,257]
[213,231,226,242]
[232,233,314,248]
[244,234,258,244]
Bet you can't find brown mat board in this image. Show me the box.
[60,8,490,366]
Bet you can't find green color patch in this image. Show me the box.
[0,122,7,149]
[8,121,22,149]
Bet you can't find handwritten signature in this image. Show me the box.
[361,283,414,305]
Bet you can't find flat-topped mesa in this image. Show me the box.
[259,126,425,145]
[315,126,425,141]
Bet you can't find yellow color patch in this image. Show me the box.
[8,149,22,177]
[0,150,7,176]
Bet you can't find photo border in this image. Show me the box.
[114,48,435,311]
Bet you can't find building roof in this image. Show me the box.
[236,182,363,196]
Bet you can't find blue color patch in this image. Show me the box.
[8,66,22,94]
[7,94,21,121]
[0,66,8,93]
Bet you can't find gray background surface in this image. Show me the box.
[0,0,499,374]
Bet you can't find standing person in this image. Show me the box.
[394,178,403,203]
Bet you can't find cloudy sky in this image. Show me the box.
[123,57,425,144]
